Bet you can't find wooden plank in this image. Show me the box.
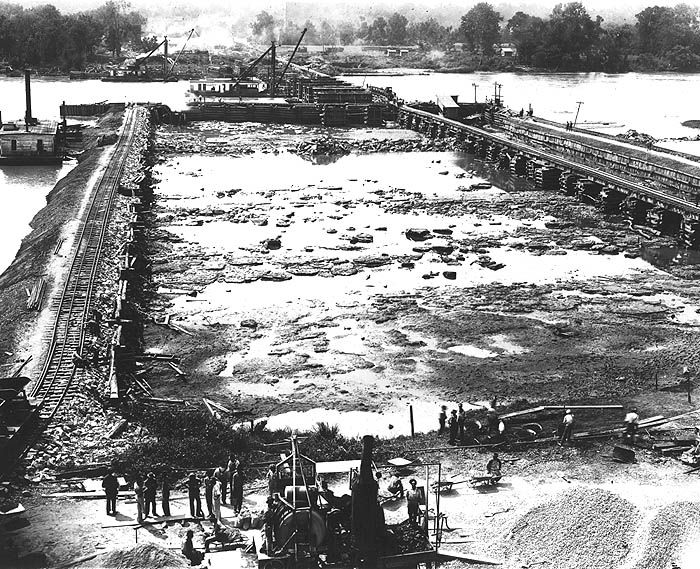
[43,491,133,499]
[437,550,503,565]
[101,515,190,528]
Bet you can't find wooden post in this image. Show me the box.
[410,405,415,438]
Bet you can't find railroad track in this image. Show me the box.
[29,106,141,423]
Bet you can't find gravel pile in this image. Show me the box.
[635,502,700,569]
[85,543,189,568]
[503,488,637,569]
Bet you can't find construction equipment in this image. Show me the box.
[257,436,440,569]
[165,29,197,81]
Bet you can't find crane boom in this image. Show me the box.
[274,28,307,93]
[166,28,197,78]
[230,45,273,92]
[134,38,167,68]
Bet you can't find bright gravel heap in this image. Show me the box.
[636,502,700,569]
[502,488,638,569]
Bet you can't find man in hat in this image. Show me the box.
[144,471,158,518]
[448,409,459,445]
[560,409,575,445]
[182,529,204,565]
[623,407,640,443]
[406,478,422,525]
[101,471,119,516]
[438,405,447,434]
[184,473,204,519]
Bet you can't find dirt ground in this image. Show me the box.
[141,122,700,434]
[5,119,700,568]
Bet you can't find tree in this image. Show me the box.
[506,11,545,64]
[635,5,700,56]
[544,2,602,70]
[303,20,319,44]
[408,18,451,48]
[251,10,276,43]
[387,12,408,45]
[140,35,160,52]
[319,20,336,45]
[597,24,635,72]
[337,21,356,45]
[459,2,502,55]
[367,16,388,44]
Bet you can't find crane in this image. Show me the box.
[165,28,197,81]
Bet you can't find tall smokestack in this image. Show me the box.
[24,70,33,129]
[351,435,383,563]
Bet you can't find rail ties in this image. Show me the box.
[29,107,142,423]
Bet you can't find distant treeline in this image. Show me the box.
[254,1,700,73]
[0,1,146,69]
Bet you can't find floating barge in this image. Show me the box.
[0,70,63,165]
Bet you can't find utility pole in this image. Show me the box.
[270,41,276,97]
[472,82,478,103]
[574,101,584,127]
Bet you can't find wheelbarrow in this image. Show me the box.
[469,473,501,487]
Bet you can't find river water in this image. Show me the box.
[1,71,700,277]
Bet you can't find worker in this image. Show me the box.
[133,476,145,524]
[623,407,640,443]
[214,466,227,506]
[560,409,575,445]
[204,470,215,519]
[212,473,222,523]
[204,520,242,552]
[161,471,171,517]
[519,108,524,118]
[406,478,422,526]
[226,456,237,501]
[143,472,158,518]
[387,472,404,498]
[181,529,204,566]
[231,464,244,515]
[266,464,277,496]
[262,496,276,554]
[486,408,500,437]
[102,471,119,516]
[438,405,447,434]
[486,453,502,484]
[448,409,459,444]
[185,473,204,519]
[457,403,466,440]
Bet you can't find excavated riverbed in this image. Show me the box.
[142,122,700,437]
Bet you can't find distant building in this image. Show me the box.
[495,43,517,58]
[0,120,61,165]
[436,95,460,120]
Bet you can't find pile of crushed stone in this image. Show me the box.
[84,543,189,568]
[502,487,637,569]
[635,501,700,569]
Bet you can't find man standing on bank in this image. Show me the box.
[102,471,119,516]
[144,472,158,518]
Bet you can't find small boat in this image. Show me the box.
[469,182,492,190]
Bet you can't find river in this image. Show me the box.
[1,71,700,276]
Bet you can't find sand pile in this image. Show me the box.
[84,543,189,568]
[502,487,638,569]
[635,502,700,569]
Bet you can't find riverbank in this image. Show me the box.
[0,109,126,380]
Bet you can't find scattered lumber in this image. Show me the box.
[101,514,190,528]
[54,553,98,569]
[501,404,623,420]
[107,419,128,439]
[26,278,46,310]
[168,361,186,376]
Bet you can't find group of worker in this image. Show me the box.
[558,407,641,445]
[101,457,245,524]
[102,470,173,521]
[438,402,504,445]
[183,459,245,523]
